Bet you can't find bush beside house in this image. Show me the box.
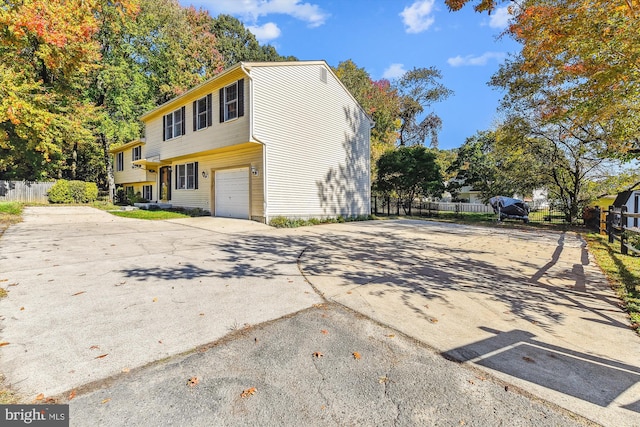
[48,180,98,204]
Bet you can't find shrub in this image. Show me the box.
[48,180,98,204]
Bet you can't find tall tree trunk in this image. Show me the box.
[101,133,115,202]
[71,142,78,180]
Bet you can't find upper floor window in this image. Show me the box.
[116,152,124,171]
[193,94,212,131]
[175,162,198,190]
[163,107,185,141]
[132,145,142,161]
[219,79,244,122]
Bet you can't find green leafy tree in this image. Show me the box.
[447,0,640,156]
[210,14,296,68]
[375,146,443,215]
[447,130,542,203]
[0,0,105,180]
[395,67,452,148]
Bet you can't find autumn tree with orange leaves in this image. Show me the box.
[447,0,640,156]
[0,0,105,180]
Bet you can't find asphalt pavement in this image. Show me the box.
[1,207,638,426]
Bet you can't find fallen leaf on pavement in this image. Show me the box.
[95,354,108,359]
[0,279,6,282]
[101,398,111,404]
[429,318,438,323]
[320,330,328,335]
[152,297,158,302]
[386,334,395,338]
[35,393,44,401]
[522,356,535,363]
[346,291,352,294]
[68,390,76,400]
[89,345,100,350]
[313,352,324,358]
[122,367,130,373]
[20,307,24,311]
[241,387,256,398]
[187,377,199,387]
[71,291,86,296]
[379,376,389,384]
[352,352,361,360]
[0,342,9,347]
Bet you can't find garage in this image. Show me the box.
[215,167,250,219]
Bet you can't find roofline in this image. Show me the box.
[108,139,144,153]
[139,60,373,126]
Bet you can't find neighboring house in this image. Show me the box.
[441,183,482,203]
[111,61,372,223]
[613,190,640,228]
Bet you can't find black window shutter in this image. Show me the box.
[238,79,244,118]
[194,162,199,190]
[192,101,197,131]
[162,115,166,141]
[175,166,178,190]
[219,88,224,122]
[181,106,186,135]
[206,94,212,127]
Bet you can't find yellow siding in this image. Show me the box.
[168,145,264,220]
[251,63,371,220]
[143,71,250,162]
[113,146,156,185]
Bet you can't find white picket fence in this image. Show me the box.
[0,181,55,203]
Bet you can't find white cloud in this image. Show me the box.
[247,22,281,42]
[382,63,407,79]
[400,0,436,34]
[488,6,512,29]
[447,51,506,67]
[201,0,329,27]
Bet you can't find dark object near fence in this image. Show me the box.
[606,205,640,256]
[489,196,529,223]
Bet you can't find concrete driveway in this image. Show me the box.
[0,206,321,397]
[297,220,640,426]
[1,207,639,426]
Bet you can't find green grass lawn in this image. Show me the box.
[109,209,191,220]
[585,233,640,331]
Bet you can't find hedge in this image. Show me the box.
[48,180,98,204]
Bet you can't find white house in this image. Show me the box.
[613,190,640,228]
[111,61,372,223]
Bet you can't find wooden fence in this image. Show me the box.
[606,205,640,255]
[0,181,54,203]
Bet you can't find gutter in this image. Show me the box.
[240,63,269,223]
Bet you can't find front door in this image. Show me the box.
[159,166,172,201]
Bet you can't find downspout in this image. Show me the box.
[240,63,269,223]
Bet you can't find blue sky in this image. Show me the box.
[182,0,521,150]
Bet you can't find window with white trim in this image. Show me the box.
[193,94,212,131]
[116,152,124,171]
[175,162,198,190]
[219,79,244,122]
[143,185,152,201]
[132,145,142,161]
[163,107,185,140]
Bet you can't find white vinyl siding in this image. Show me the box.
[251,63,371,220]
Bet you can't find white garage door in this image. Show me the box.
[215,167,250,219]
